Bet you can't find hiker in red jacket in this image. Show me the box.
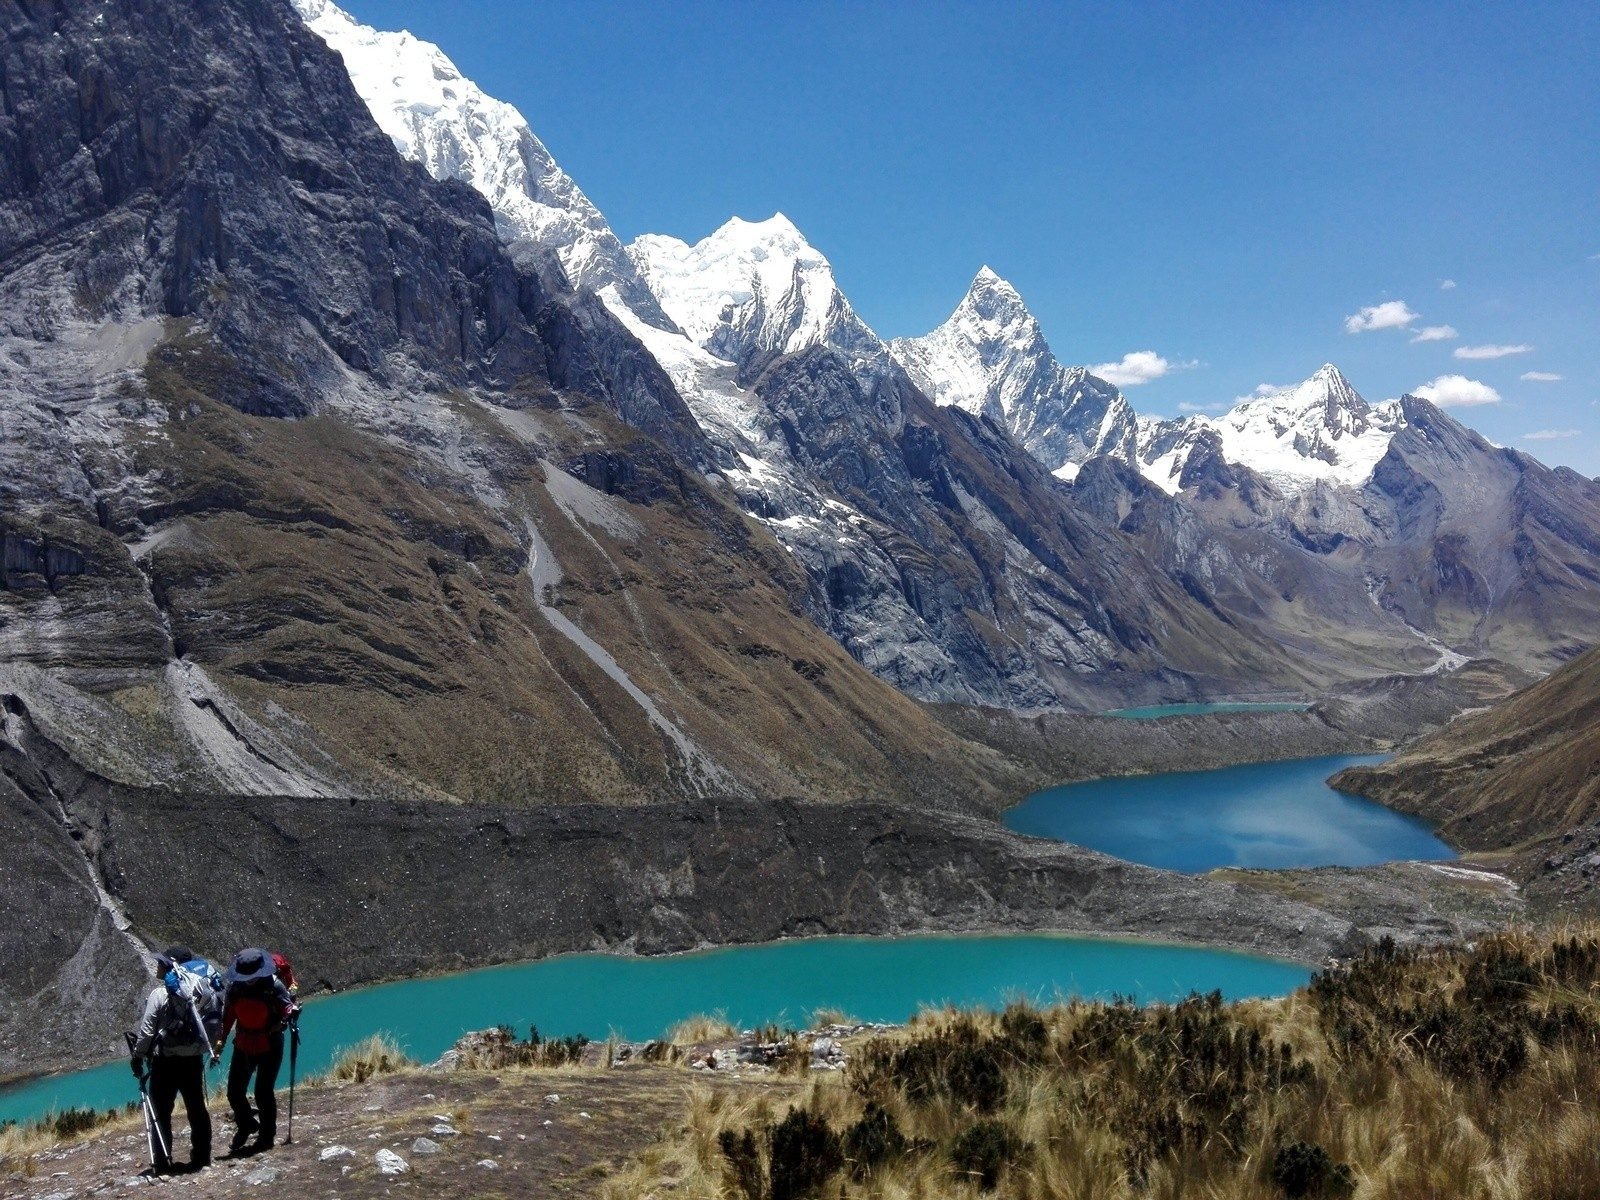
[221,948,300,1155]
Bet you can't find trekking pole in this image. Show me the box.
[284,1018,301,1145]
[188,994,219,1067]
[124,1032,170,1171]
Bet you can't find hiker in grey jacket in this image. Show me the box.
[130,946,215,1173]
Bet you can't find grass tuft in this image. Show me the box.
[322,1033,415,1084]
[668,1012,739,1045]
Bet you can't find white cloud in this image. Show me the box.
[1521,429,1580,441]
[1454,343,1533,360]
[1178,400,1230,414]
[1412,374,1501,407]
[1440,279,1457,290]
[1410,325,1458,343]
[1520,371,1563,382]
[1343,300,1419,333]
[1090,351,1195,388]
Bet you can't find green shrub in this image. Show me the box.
[719,1127,764,1200]
[950,1120,1027,1191]
[1271,1140,1353,1198]
[767,1108,841,1200]
[841,1101,906,1179]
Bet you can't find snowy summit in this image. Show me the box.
[627,215,877,366]
[890,268,1140,480]
[291,0,668,324]
[1138,365,1405,495]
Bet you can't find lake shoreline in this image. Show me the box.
[0,929,1318,1121]
[1,665,1522,1083]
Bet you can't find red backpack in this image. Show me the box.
[271,951,297,994]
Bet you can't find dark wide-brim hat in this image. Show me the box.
[228,948,277,985]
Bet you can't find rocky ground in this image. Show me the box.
[1214,860,1525,949]
[4,1062,796,1199]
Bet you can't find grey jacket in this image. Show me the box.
[132,985,207,1058]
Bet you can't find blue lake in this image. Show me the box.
[1006,754,1455,872]
[0,933,1309,1128]
[1104,702,1311,719]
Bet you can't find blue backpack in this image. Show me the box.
[161,958,225,1049]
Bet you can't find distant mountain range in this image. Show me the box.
[301,0,1600,693]
[0,0,1595,824]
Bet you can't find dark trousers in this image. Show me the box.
[148,1054,211,1168]
[227,1033,284,1145]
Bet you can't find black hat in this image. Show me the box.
[228,948,277,986]
[156,945,195,973]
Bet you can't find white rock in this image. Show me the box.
[244,1165,280,1185]
[411,1137,442,1155]
[375,1148,409,1175]
[477,1159,499,1170]
[319,1145,355,1161]
[543,1093,560,1103]
[578,1111,592,1120]
[430,1123,459,1137]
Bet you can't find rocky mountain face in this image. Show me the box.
[0,0,1056,818]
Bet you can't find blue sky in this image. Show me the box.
[349,1,1598,474]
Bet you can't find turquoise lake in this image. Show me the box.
[1104,702,1311,719]
[0,933,1309,1127]
[1006,754,1455,872]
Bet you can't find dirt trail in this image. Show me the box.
[5,1066,794,1199]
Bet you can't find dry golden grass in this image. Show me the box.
[0,1104,139,1175]
[669,1012,741,1045]
[608,926,1600,1200]
[321,1033,416,1084]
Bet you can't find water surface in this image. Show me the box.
[0,933,1308,1127]
[1105,702,1311,719]
[1006,754,1454,872]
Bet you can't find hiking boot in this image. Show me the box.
[191,1153,212,1171]
[250,1136,276,1154]
[229,1125,256,1153]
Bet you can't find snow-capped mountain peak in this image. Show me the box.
[1208,365,1402,486]
[889,269,1139,478]
[291,0,670,325]
[1135,364,1406,494]
[627,214,876,367]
